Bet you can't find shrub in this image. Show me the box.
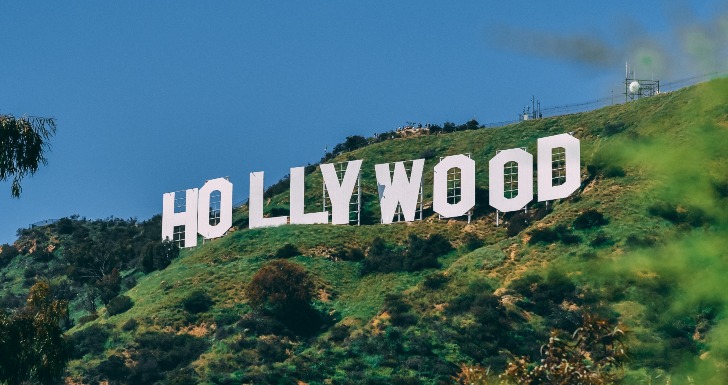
[0,244,19,269]
[97,269,121,305]
[329,324,350,342]
[121,318,139,332]
[590,232,613,247]
[573,209,608,229]
[140,239,179,273]
[423,272,449,290]
[403,234,450,271]
[129,332,208,384]
[601,122,627,136]
[647,202,711,227]
[362,235,452,274]
[247,260,315,316]
[69,324,110,359]
[106,295,133,316]
[502,313,626,385]
[625,234,657,249]
[182,290,214,314]
[460,232,484,251]
[507,211,530,237]
[78,313,99,325]
[332,247,365,262]
[528,228,559,244]
[273,243,300,259]
[383,293,417,327]
[237,312,288,336]
[94,354,130,384]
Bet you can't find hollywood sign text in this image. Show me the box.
[162,133,579,247]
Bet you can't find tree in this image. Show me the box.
[0,114,56,197]
[246,260,315,315]
[0,281,69,384]
[141,239,180,273]
[246,260,326,335]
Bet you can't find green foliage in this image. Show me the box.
[0,114,56,197]
[647,202,712,227]
[502,312,627,385]
[362,234,452,274]
[121,318,138,331]
[141,239,180,273]
[247,260,315,313]
[97,268,121,304]
[106,295,133,316]
[600,122,627,136]
[528,224,581,245]
[68,324,110,358]
[0,281,69,385]
[0,244,18,269]
[182,290,214,314]
[422,272,449,289]
[272,243,300,259]
[332,246,365,261]
[110,332,208,385]
[573,209,608,230]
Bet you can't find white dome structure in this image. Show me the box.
[629,81,641,94]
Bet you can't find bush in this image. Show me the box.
[247,260,315,317]
[460,232,484,251]
[78,313,99,325]
[141,239,179,273]
[528,228,559,244]
[403,234,450,271]
[69,324,110,359]
[329,324,350,342]
[273,243,300,259]
[121,318,139,332]
[601,122,627,136]
[507,212,530,237]
[94,354,130,384]
[362,235,452,274]
[573,209,608,229]
[647,202,711,227]
[107,295,133,316]
[129,332,209,384]
[423,272,449,290]
[332,247,365,262]
[361,238,404,274]
[0,244,19,268]
[182,290,214,314]
[590,232,613,247]
[383,294,417,327]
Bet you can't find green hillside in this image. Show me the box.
[3,78,728,384]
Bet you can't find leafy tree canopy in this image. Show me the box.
[0,114,56,197]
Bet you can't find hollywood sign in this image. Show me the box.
[162,133,580,247]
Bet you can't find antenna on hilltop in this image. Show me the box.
[625,62,659,102]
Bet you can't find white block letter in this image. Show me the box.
[290,166,328,224]
[537,133,581,201]
[433,154,476,218]
[489,149,533,213]
[162,189,198,248]
[197,178,233,239]
[249,171,288,229]
[321,160,362,225]
[375,159,424,224]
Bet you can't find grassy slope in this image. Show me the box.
[57,78,728,383]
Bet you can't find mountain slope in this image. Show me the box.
[4,78,728,384]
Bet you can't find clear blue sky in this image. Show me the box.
[1,1,726,243]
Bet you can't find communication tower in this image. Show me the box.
[625,63,659,101]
